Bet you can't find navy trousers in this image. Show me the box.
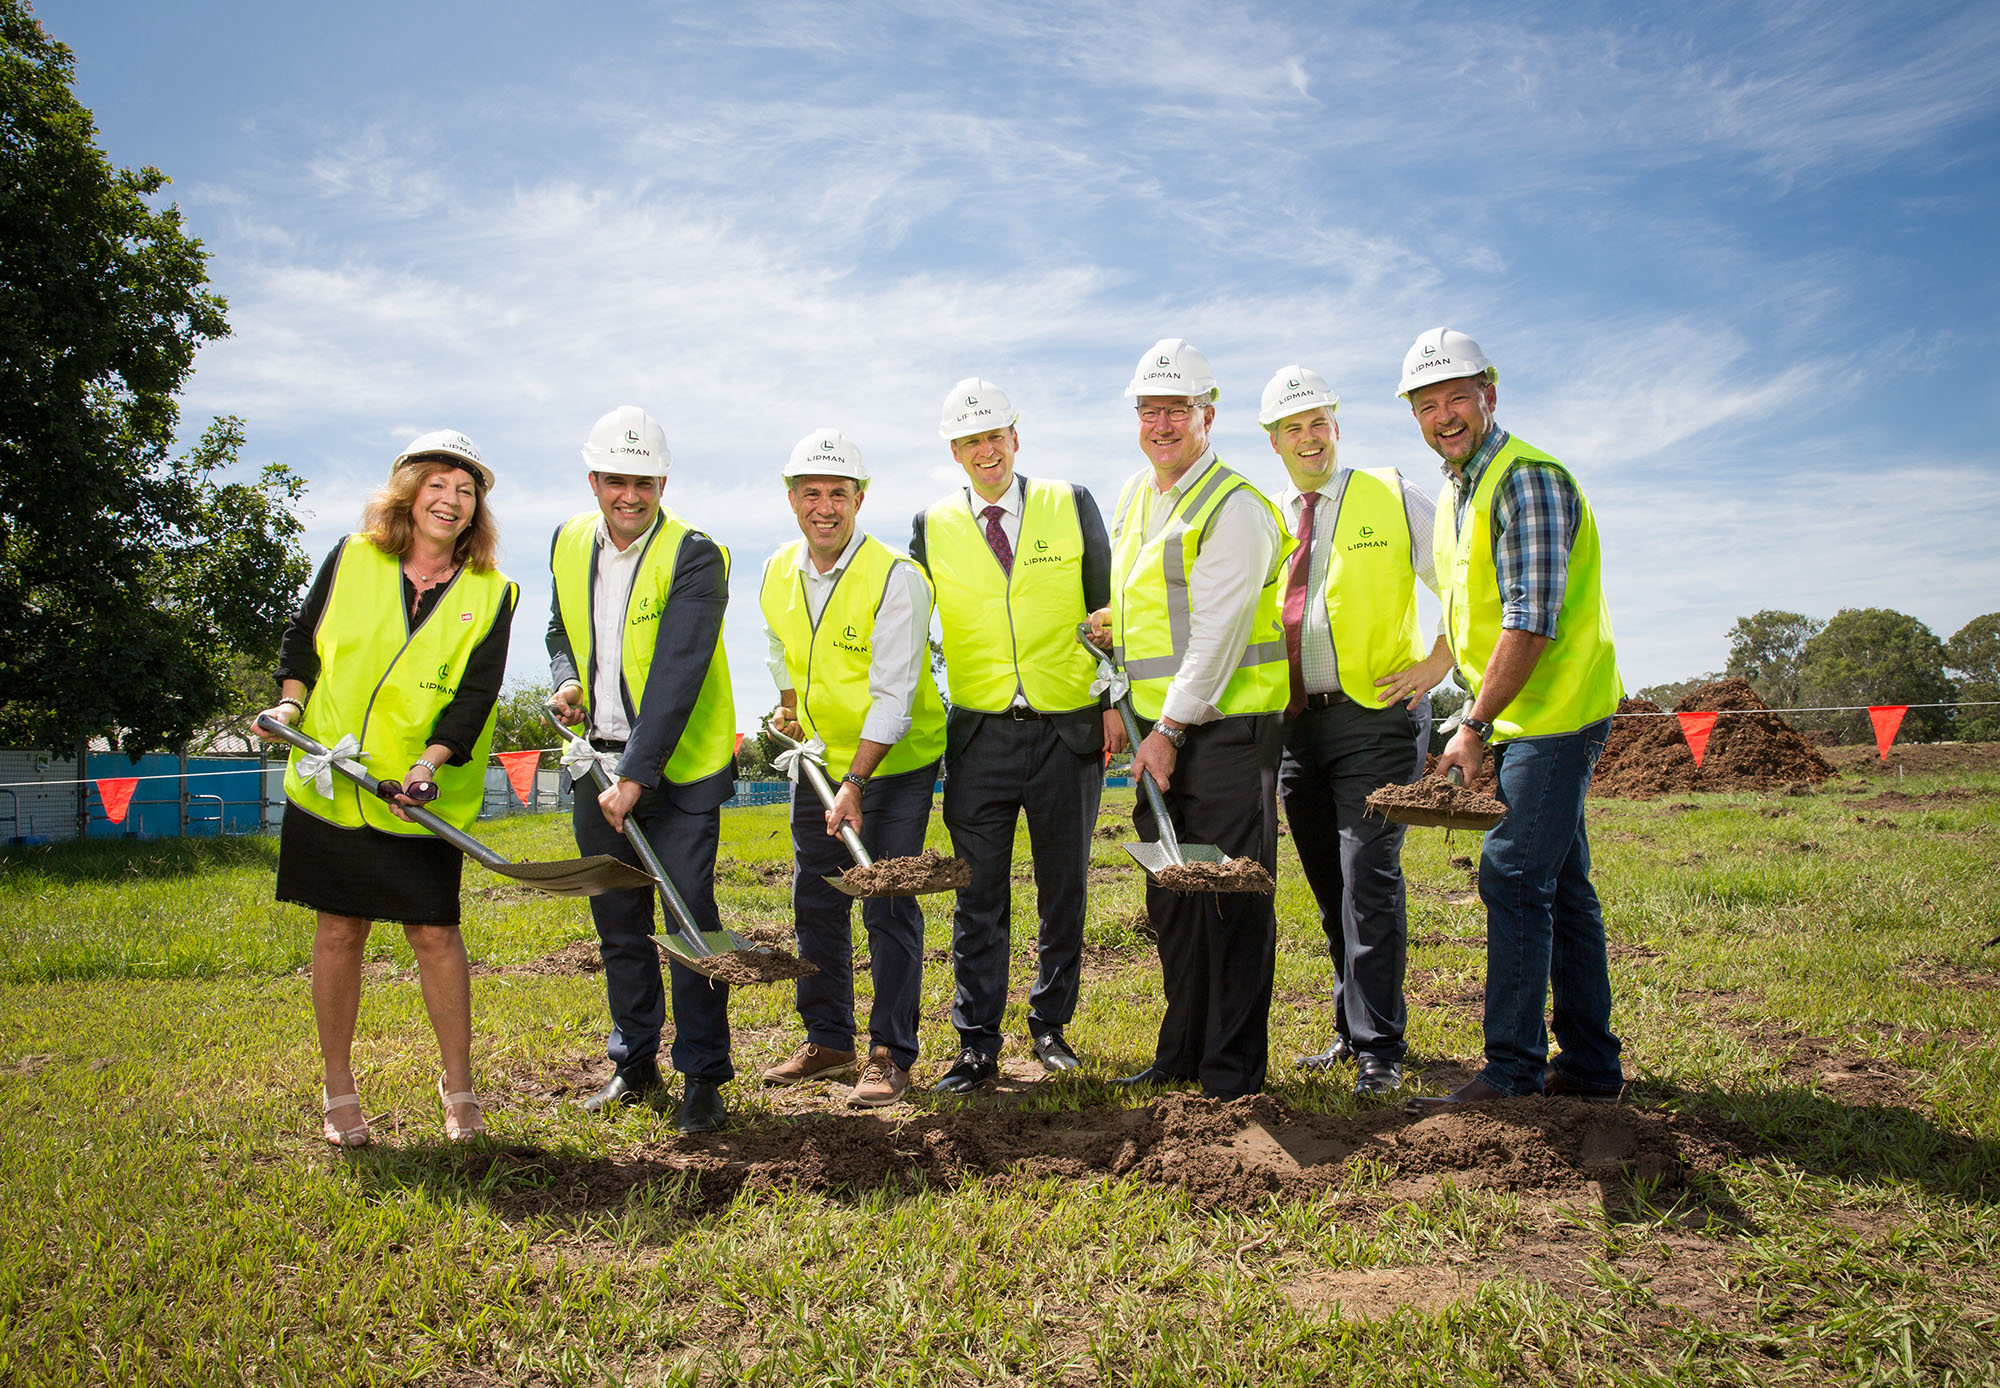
[572,778,733,1083]
[790,761,939,1072]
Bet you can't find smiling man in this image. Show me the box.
[909,379,1122,1093]
[1395,328,1627,1112]
[1088,338,1294,1099]
[548,406,738,1134]
[760,429,947,1108]
[1260,366,1454,1098]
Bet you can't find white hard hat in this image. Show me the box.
[938,378,1018,441]
[783,428,868,483]
[392,429,494,492]
[1125,337,1218,403]
[580,405,671,478]
[1398,327,1496,399]
[1257,366,1340,427]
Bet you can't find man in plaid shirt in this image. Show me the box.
[1397,328,1628,1111]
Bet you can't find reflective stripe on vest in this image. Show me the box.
[1321,467,1427,707]
[1108,459,1294,721]
[921,478,1097,714]
[550,510,737,785]
[758,534,948,780]
[284,536,514,833]
[1431,436,1623,741]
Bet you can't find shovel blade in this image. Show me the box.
[1122,840,1227,880]
[823,872,868,898]
[479,855,658,897]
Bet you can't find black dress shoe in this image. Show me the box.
[1030,1029,1080,1073]
[1353,1054,1404,1096]
[1404,1077,1513,1112]
[674,1078,728,1134]
[932,1049,999,1094]
[1111,1066,1191,1088]
[1297,1037,1355,1071]
[582,1059,664,1113]
[1543,1068,1625,1104]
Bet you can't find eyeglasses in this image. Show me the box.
[1135,404,1203,424]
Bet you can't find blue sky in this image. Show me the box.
[39,0,2000,722]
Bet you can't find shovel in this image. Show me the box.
[1072,625,1227,882]
[762,723,964,898]
[1365,764,1509,832]
[542,709,812,983]
[255,715,655,896]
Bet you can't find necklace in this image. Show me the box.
[406,555,457,586]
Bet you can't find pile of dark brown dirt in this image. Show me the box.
[1153,858,1276,893]
[692,947,818,986]
[1591,679,1836,799]
[838,849,970,896]
[1366,777,1508,829]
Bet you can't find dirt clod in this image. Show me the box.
[838,849,970,896]
[1153,858,1276,893]
[1366,777,1508,828]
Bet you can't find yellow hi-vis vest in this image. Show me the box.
[759,534,948,780]
[284,535,515,833]
[1108,458,1294,721]
[1319,467,1428,707]
[549,510,737,785]
[1432,434,1623,741]
[920,479,1098,715]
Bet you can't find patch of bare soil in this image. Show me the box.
[466,1091,1755,1226]
[1903,956,2000,992]
[1154,858,1276,893]
[1715,1021,1925,1108]
[514,940,604,976]
[1822,742,2000,775]
[1858,787,1982,808]
[1366,777,1507,829]
[1592,681,1836,799]
[838,850,970,896]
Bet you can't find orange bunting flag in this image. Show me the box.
[1867,705,1907,761]
[495,750,541,803]
[1675,710,1719,768]
[96,777,139,825]
[734,732,744,755]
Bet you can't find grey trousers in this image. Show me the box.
[1278,693,1430,1062]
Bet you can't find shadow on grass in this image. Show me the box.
[0,834,276,884]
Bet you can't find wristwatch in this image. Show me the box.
[1154,720,1188,750]
[1461,716,1495,745]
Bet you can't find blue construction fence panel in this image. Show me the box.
[82,754,273,839]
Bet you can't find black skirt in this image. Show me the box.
[276,802,466,926]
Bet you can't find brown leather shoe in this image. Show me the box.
[847,1045,910,1108]
[1543,1068,1625,1104]
[761,1042,858,1086]
[1404,1077,1514,1112]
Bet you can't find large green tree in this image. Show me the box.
[1723,610,1822,710]
[1945,612,2000,742]
[1,3,307,754]
[1798,607,1953,743]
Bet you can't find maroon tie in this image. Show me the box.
[1283,493,1317,717]
[983,504,1013,574]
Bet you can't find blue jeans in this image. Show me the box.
[1477,718,1621,1095]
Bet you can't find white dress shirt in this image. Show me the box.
[586,512,658,743]
[764,527,932,747]
[1122,451,1281,728]
[960,474,1022,550]
[1280,470,1441,696]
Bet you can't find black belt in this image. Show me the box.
[1002,706,1049,721]
[589,737,627,752]
[1302,692,1348,711]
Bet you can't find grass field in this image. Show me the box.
[2,749,1997,1386]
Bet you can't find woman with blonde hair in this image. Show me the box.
[256,430,518,1147]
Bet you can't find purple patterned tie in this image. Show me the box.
[1284,493,1317,717]
[983,505,1013,574]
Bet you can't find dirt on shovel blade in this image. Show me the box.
[1153,858,1276,894]
[1366,777,1508,827]
[837,849,971,895]
[693,948,818,986]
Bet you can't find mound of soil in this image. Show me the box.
[472,1091,1753,1224]
[1366,777,1507,828]
[838,849,970,896]
[1591,679,1835,798]
[1154,858,1276,894]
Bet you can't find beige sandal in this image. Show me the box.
[321,1089,371,1148]
[438,1075,486,1142]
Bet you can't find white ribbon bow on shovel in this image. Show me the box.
[296,733,368,799]
[1087,659,1130,705]
[558,735,618,782]
[772,736,828,784]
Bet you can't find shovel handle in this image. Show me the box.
[762,722,872,867]
[1075,625,1184,867]
[253,714,509,869]
[1447,765,1466,787]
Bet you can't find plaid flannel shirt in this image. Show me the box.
[1447,428,1580,640]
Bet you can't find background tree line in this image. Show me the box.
[1635,608,2000,743]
